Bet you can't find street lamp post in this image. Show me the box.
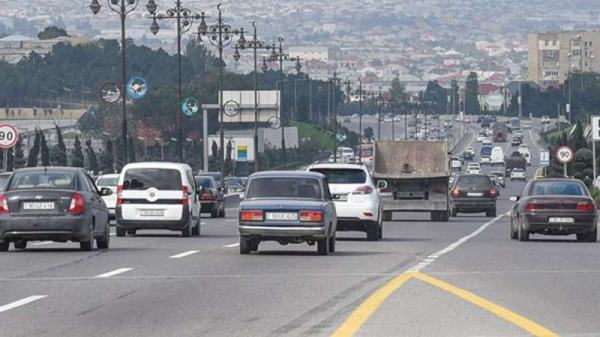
[90,0,140,164]
[147,0,201,163]
[197,4,245,185]
[377,89,383,141]
[233,22,270,172]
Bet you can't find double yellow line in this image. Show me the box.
[331,271,559,337]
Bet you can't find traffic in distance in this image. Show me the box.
[0,114,598,337]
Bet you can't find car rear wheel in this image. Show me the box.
[450,208,458,217]
[517,221,529,242]
[116,227,126,237]
[0,241,8,251]
[317,237,330,255]
[577,228,597,242]
[250,239,259,252]
[97,225,110,249]
[510,219,518,240]
[240,237,251,254]
[219,206,226,218]
[192,220,201,236]
[486,208,496,217]
[14,240,27,250]
[80,234,95,251]
[126,230,136,236]
[329,236,336,253]
[366,225,379,241]
[181,219,192,238]
[211,206,218,218]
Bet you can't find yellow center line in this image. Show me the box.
[330,272,560,337]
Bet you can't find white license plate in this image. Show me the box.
[266,212,298,221]
[23,202,55,210]
[549,217,574,224]
[467,192,483,197]
[334,194,348,201]
[139,209,165,217]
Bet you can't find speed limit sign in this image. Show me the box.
[556,146,574,164]
[0,124,18,149]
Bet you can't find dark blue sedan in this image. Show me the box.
[238,171,337,255]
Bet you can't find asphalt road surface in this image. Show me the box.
[1,123,598,337]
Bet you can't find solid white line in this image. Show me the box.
[407,215,504,272]
[32,241,53,246]
[223,243,239,248]
[0,295,47,313]
[169,250,200,259]
[94,268,133,278]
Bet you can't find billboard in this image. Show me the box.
[219,90,280,123]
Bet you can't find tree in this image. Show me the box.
[70,136,84,167]
[450,80,460,114]
[85,139,99,174]
[40,131,50,166]
[225,140,233,176]
[128,135,137,163]
[51,124,68,166]
[99,138,114,173]
[13,138,26,169]
[423,80,448,114]
[37,26,68,40]
[27,130,40,167]
[389,77,406,103]
[465,72,480,115]
[364,127,374,140]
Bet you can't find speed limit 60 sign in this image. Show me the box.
[0,124,18,149]
[556,146,574,164]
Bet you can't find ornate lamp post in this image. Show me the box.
[146,0,201,163]
[90,0,141,164]
[197,4,245,184]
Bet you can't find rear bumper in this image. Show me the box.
[523,213,597,234]
[451,198,496,212]
[116,207,190,230]
[0,216,90,242]
[239,224,327,239]
[336,218,377,232]
[334,201,378,221]
[200,201,218,212]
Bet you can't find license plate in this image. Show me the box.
[23,202,55,210]
[549,217,574,224]
[266,212,298,221]
[333,194,348,201]
[139,209,165,217]
[467,192,483,197]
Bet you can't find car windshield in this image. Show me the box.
[246,177,322,199]
[529,181,586,196]
[310,169,366,184]
[195,177,215,188]
[8,171,76,190]
[456,175,491,188]
[123,169,182,190]
[96,176,118,187]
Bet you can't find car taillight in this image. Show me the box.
[353,186,373,195]
[576,202,596,212]
[525,202,544,211]
[0,194,8,214]
[490,187,497,198]
[68,192,85,215]
[182,186,189,205]
[201,193,215,200]
[300,211,323,222]
[240,210,264,221]
[116,185,123,206]
[451,188,460,198]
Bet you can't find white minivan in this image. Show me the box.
[116,162,201,237]
[490,146,505,166]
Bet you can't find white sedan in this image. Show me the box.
[467,163,482,174]
[308,163,382,241]
[510,168,527,181]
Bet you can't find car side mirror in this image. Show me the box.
[509,196,519,202]
[100,187,113,196]
[377,180,388,190]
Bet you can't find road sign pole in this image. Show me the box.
[594,141,597,183]
[564,163,567,177]
[3,148,7,172]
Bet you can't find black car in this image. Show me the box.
[195,176,225,218]
[449,174,497,217]
[511,137,522,146]
[0,167,112,251]
[462,151,474,161]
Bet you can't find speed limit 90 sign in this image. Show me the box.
[556,146,574,164]
[0,124,18,149]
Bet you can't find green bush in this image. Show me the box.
[590,187,600,207]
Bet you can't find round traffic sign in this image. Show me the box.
[224,100,240,117]
[556,146,574,164]
[99,82,122,103]
[182,97,200,116]
[268,116,281,129]
[126,77,149,100]
[0,124,18,149]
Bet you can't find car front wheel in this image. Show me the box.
[14,240,27,250]
[0,241,8,252]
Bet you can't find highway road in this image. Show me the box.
[1,122,598,337]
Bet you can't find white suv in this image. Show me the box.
[116,162,201,237]
[308,163,382,241]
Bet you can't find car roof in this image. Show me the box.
[250,171,325,179]
[14,167,83,173]
[308,163,368,171]
[122,162,191,170]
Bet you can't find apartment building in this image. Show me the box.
[528,30,600,86]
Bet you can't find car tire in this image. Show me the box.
[97,225,110,249]
[378,220,383,240]
[80,233,95,252]
[240,237,251,255]
[510,219,518,240]
[382,211,392,222]
[486,208,496,217]
[219,207,226,218]
[438,211,449,222]
[250,239,259,252]
[317,237,330,255]
[126,229,136,236]
[192,220,201,236]
[450,208,458,217]
[517,220,529,242]
[366,225,379,241]
[587,227,598,242]
[116,227,126,237]
[14,240,27,250]
[0,241,8,251]
[181,218,192,238]
[211,207,218,218]
[329,236,336,253]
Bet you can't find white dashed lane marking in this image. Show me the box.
[94,268,133,278]
[169,250,200,259]
[223,243,239,248]
[0,295,47,313]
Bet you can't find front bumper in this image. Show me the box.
[0,215,90,242]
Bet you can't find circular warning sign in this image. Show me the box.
[182,97,200,116]
[224,100,240,117]
[556,146,574,164]
[99,82,122,103]
[0,124,19,149]
[268,116,281,129]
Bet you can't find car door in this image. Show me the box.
[84,173,109,235]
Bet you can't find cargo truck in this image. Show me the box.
[373,141,450,222]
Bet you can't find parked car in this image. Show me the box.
[238,171,337,255]
[0,167,111,251]
[449,174,497,217]
[509,178,597,241]
[95,173,119,220]
[116,162,201,237]
[308,164,382,240]
[510,168,527,181]
[195,175,225,218]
